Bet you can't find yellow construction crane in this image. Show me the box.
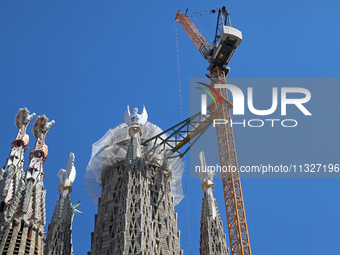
[176,7,251,255]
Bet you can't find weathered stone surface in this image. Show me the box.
[90,131,182,255]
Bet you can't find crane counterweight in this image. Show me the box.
[208,25,242,72]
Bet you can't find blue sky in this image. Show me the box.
[0,1,340,254]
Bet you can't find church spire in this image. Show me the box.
[199,151,229,255]
[124,106,146,166]
[20,115,54,218]
[0,112,54,255]
[0,108,35,204]
[45,152,83,255]
[89,105,183,255]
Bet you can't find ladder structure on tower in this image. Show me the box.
[176,7,251,255]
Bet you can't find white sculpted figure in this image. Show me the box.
[58,152,76,198]
[124,105,148,126]
[198,151,215,183]
[198,150,217,218]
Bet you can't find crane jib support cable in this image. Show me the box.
[175,20,192,255]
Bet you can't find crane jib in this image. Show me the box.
[176,11,211,60]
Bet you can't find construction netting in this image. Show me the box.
[84,121,185,206]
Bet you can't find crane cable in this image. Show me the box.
[188,10,213,44]
[175,20,192,255]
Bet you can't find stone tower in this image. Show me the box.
[198,151,229,255]
[86,106,183,255]
[44,152,83,255]
[0,109,54,255]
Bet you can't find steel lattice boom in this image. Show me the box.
[142,108,215,159]
[175,11,211,60]
[211,67,251,255]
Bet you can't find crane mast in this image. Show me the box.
[176,7,251,255]
[212,67,251,255]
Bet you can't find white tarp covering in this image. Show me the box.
[84,122,185,206]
